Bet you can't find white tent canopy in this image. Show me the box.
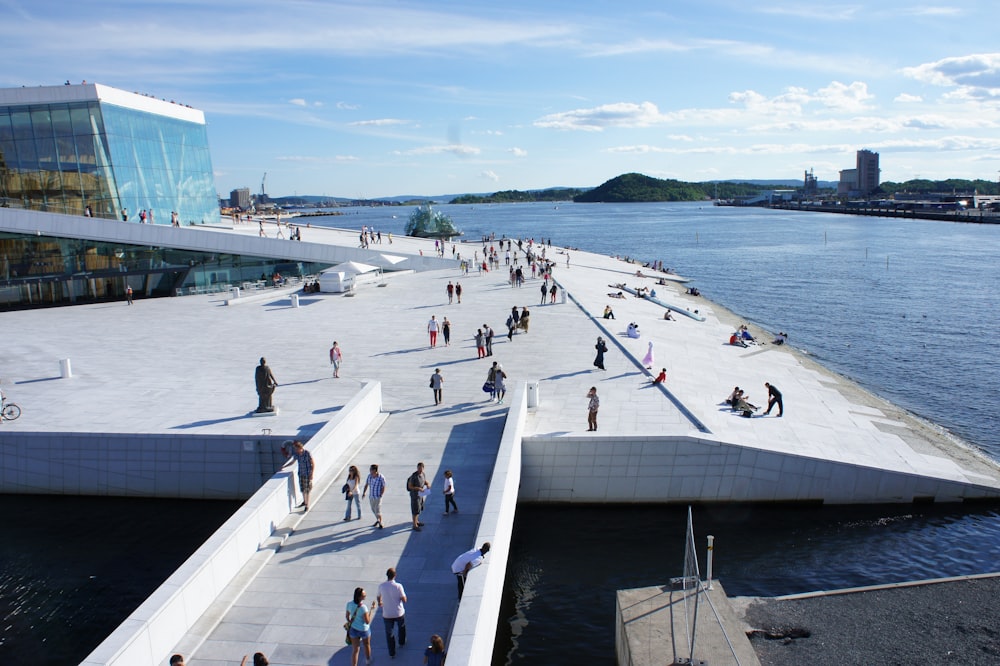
[329,260,379,275]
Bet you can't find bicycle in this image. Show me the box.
[1,392,20,421]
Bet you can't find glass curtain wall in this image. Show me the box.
[0,102,217,225]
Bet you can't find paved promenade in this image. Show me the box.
[5,226,1000,665]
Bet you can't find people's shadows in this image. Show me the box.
[278,521,407,563]
[373,347,431,357]
[542,369,596,381]
[422,356,482,368]
[172,414,255,429]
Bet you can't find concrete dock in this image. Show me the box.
[3,223,1000,665]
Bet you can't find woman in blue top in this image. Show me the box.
[346,587,379,666]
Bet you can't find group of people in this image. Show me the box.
[728,325,757,347]
[726,382,783,418]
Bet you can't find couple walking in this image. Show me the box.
[486,361,507,403]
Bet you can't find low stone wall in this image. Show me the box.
[80,382,384,666]
[519,435,1000,504]
[446,381,526,664]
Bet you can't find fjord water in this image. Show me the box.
[8,202,1000,665]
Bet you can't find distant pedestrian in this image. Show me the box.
[446,281,454,304]
[362,463,386,528]
[442,469,458,515]
[121,208,128,222]
[424,634,447,666]
[486,362,499,401]
[289,440,314,511]
[475,329,486,359]
[484,324,494,356]
[428,315,439,348]
[566,252,570,268]
[594,337,608,370]
[587,387,600,431]
[540,282,548,304]
[343,465,362,521]
[506,311,516,341]
[377,568,407,659]
[764,382,783,416]
[407,462,430,530]
[550,282,557,303]
[519,306,530,333]
[329,341,343,378]
[442,317,452,346]
[451,542,491,599]
[455,282,462,303]
[125,285,133,305]
[495,364,507,404]
[430,368,444,404]
[642,341,654,369]
[346,587,378,666]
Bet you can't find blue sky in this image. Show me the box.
[3,0,999,198]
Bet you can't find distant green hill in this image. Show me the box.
[574,173,764,203]
[450,187,584,204]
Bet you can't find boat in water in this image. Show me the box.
[405,203,463,239]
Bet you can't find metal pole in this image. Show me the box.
[706,535,715,590]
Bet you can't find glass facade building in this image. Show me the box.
[0,84,324,308]
[0,84,217,224]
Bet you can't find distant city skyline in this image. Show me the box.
[3,1,998,198]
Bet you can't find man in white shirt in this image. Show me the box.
[377,567,407,658]
[450,542,491,599]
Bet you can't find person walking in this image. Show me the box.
[288,440,314,511]
[586,387,600,431]
[377,568,407,659]
[451,542,491,599]
[125,285,133,305]
[427,315,439,348]
[494,363,507,404]
[430,368,444,405]
[550,282,558,303]
[474,329,486,359]
[764,382,784,417]
[330,341,343,378]
[442,469,458,515]
[642,341,655,370]
[455,282,462,303]
[486,362,498,401]
[540,281,548,305]
[424,634,447,666]
[345,587,379,666]
[343,465,362,521]
[407,462,430,531]
[483,324,494,356]
[442,317,452,346]
[594,337,608,371]
[446,281,454,304]
[362,464,386,529]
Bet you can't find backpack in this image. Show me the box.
[406,472,420,492]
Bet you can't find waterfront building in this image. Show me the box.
[229,187,251,210]
[0,83,339,308]
[857,148,880,196]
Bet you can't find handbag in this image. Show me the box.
[482,381,495,393]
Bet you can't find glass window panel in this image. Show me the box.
[10,109,32,141]
[14,139,38,170]
[30,108,54,141]
[0,111,12,142]
[70,105,95,136]
[51,107,73,137]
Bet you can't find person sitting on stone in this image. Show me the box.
[726,386,742,409]
[663,310,674,321]
[627,322,641,339]
[604,305,616,319]
[651,368,667,385]
[735,394,758,418]
[729,332,748,348]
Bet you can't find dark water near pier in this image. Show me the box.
[5,202,1000,664]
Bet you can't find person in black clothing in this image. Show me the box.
[594,336,608,370]
[764,382,783,417]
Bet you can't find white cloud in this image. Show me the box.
[894,93,923,103]
[534,101,667,131]
[903,53,1000,100]
[481,170,500,182]
[814,81,873,112]
[350,118,410,127]
[337,101,361,110]
[289,98,307,107]
[509,147,528,157]
[394,144,481,156]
